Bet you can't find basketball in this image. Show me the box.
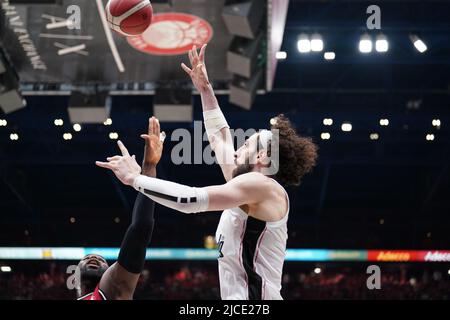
[105,0,153,36]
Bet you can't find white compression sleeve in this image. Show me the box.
[203,108,229,138]
[133,175,209,214]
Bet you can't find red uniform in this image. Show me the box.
[77,284,107,300]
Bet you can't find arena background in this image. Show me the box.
[0,0,449,300]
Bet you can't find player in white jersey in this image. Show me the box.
[96,45,318,300]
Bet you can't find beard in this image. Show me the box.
[232,162,254,178]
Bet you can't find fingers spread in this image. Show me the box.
[148,117,154,135]
[181,63,192,75]
[193,45,199,60]
[96,161,114,170]
[199,44,207,61]
[107,156,121,161]
[188,49,194,66]
[154,118,160,136]
[117,140,130,157]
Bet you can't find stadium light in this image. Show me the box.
[341,123,352,132]
[375,34,389,53]
[104,118,113,126]
[370,133,379,140]
[276,51,287,60]
[410,35,427,53]
[321,132,331,140]
[63,133,73,141]
[109,132,119,140]
[432,119,441,128]
[380,119,389,126]
[426,134,435,141]
[0,266,12,273]
[324,52,335,60]
[311,33,324,52]
[359,34,373,53]
[54,119,64,126]
[323,118,333,126]
[0,119,7,126]
[297,34,311,53]
[9,133,19,141]
[73,124,82,132]
[314,267,322,274]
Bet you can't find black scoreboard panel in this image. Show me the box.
[1,0,232,84]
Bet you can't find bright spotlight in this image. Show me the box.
[109,132,119,140]
[63,133,73,141]
[9,133,19,141]
[104,118,113,126]
[276,51,287,60]
[341,123,352,132]
[311,34,324,52]
[426,134,435,141]
[314,267,321,274]
[297,34,311,53]
[359,34,373,53]
[0,266,12,273]
[321,133,331,140]
[410,35,427,53]
[0,119,7,126]
[380,119,389,126]
[73,124,81,132]
[370,133,379,140]
[323,118,333,126]
[324,52,335,60]
[432,119,441,127]
[375,35,389,52]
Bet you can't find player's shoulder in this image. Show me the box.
[232,171,268,184]
[232,172,278,192]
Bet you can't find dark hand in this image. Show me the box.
[141,117,165,176]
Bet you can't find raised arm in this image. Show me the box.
[99,117,164,300]
[96,141,272,215]
[182,45,237,181]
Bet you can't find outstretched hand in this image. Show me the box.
[141,116,165,171]
[181,44,210,92]
[96,140,141,187]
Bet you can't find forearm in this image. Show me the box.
[200,85,219,111]
[117,193,155,274]
[201,90,236,180]
[141,163,156,178]
[133,175,209,214]
[117,164,156,274]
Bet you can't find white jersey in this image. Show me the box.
[215,180,289,300]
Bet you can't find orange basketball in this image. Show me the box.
[105,0,153,36]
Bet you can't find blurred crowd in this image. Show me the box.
[0,262,448,300]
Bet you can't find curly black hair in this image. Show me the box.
[270,114,318,186]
